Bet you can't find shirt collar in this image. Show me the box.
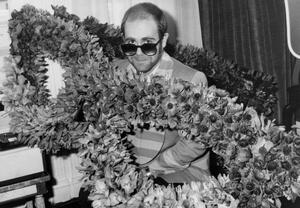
[147,52,173,78]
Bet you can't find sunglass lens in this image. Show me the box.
[141,43,157,56]
[121,44,137,56]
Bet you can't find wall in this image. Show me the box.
[0,2,10,133]
[7,0,203,47]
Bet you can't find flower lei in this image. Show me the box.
[81,73,300,208]
[172,45,278,118]
[1,5,300,208]
[2,5,108,151]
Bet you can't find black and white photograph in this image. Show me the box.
[0,1,300,208]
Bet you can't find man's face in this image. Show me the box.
[123,17,167,73]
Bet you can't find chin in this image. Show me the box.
[136,67,151,73]
[133,63,152,73]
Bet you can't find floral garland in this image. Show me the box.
[1,5,300,208]
[172,45,278,118]
[2,5,109,151]
[81,73,300,208]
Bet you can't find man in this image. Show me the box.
[116,2,210,185]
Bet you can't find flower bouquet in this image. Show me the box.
[79,72,300,208]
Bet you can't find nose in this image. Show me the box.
[136,47,143,55]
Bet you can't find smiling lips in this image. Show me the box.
[134,58,148,63]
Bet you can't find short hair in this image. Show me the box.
[121,2,168,39]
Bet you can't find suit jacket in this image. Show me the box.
[113,52,210,183]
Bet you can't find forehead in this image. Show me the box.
[124,18,159,40]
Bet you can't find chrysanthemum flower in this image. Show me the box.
[124,87,140,104]
[162,96,178,117]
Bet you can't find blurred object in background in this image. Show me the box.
[0,0,8,10]
[284,0,300,59]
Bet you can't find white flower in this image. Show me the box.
[180,184,191,199]
[127,191,145,207]
[222,196,239,208]
[258,114,283,134]
[188,192,206,208]
[120,175,131,192]
[243,107,260,129]
[108,192,124,206]
[92,199,105,208]
[251,136,274,158]
[226,96,242,111]
[291,123,300,135]
[283,189,293,200]
[190,181,204,193]
[143,190,156,205]
[143,186,165,207]
[217,174,230,188]
[119,169,138,194]
[95,179,108,195]
[236,148,252,163]
[291,182,300,197]
[155,187,164,205]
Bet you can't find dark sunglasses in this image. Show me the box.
[121,38,162,56]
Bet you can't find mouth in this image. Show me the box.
[131,55,149,62]
[133,58,148,62]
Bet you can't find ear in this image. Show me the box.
[162,33,169,48]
